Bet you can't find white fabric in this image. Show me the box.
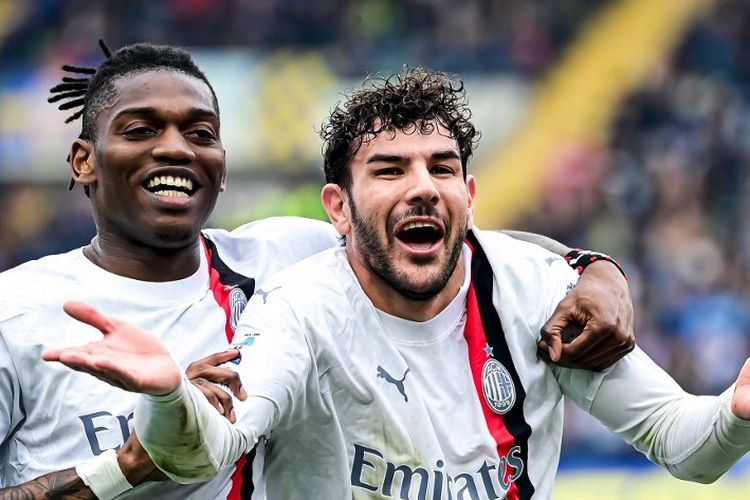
[138,228,750,499]
[75,449,133,499]
[0,216,339,498]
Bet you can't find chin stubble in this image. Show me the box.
[349,199,467,301]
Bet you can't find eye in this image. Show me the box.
[432,165,456,176]
[374,167,403,177]
[122,125,156,137]
[187,127,218,142]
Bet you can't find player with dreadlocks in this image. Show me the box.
[0,41,341,499]
[1,43,633,498]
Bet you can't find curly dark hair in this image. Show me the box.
[320,67,479,187]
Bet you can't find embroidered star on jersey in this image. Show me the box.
[483,343,494,358]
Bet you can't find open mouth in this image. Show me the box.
[396,221,444,249]
[143,175,197,198]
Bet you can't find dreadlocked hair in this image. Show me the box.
[48,40,219,194]
[48,40,219,142]
[320,67,479,188]
[48,39,110,125]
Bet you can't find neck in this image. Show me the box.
[347,248,466,322]
[84,232,203,282]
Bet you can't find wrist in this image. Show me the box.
[565,249,627,279]
[75,449,133,499]
[116,441,156,487]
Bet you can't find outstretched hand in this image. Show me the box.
[538,260,635,371]
[42,301,182,395]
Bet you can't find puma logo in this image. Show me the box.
[377,366,410,402]
[254,286,281,304]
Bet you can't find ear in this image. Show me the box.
[70,139,98,187]
[466,174,478,226]
[219,150,227,192]
[321,183,351,236]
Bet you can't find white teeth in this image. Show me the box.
[403,221,437,231]
[153,189,188,198]
[146,176,194,192]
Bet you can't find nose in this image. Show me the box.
[407,166,440,206]
[151,126,196,163]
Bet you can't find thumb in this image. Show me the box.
[731,358,750,420]
[545,333,563,363]
[736,358,750,389]
[540,314,565,363]
[63,301,117,334]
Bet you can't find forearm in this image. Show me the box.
[564,348,750,483]
[0,434,165,500]
[0,468,94,500]
[635,387,750,483]
[135,375,274,483]
[500,230,571,257]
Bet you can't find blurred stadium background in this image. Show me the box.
[2,0,750,497]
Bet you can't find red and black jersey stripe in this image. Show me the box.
[465,231,534,500]
[202,234,257,499]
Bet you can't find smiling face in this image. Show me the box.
[71,69,225,251]
[322,121,477,316]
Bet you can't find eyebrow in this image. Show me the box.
[431,150,461,161]
[366,149,461,164]
[112,106,218,122]
[366,153,406,164]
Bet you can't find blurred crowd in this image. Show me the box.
[2,0,750,470]
[0,0,602,77]
[522,0,750,466]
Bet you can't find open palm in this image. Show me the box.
[42,301,182,395]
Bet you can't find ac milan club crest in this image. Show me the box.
[482,358,516,415]
[229,287,248,332]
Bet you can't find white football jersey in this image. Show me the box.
[136,228,750,499]
[0,216,339,499]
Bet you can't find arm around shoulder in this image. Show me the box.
[500,229,635,370]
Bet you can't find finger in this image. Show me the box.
[227,373,247,401]
[42,348,64,361]
[188,366,246,400]
[194,380,236,422]
[541,296,583,357]
[537,343,552,363]
[195,349,241,368]
[63,301,117,334]
[540,314,570,363]
[187,366,236,384]
[560,323,611,362]
[193,379,225,415]
[54,349,101,371]
[736,358,750,388]
[540,333,562,363]
[207,385,235,423]
[55,354,132,391]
